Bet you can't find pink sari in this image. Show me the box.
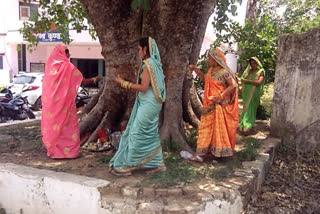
[41,45,83,158]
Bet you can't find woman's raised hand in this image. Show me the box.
[115,75,124,85]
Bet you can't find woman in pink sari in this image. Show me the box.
[41,45,83,158]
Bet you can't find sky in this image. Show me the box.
[205,0,248,39]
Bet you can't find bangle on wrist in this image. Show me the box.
[121,81,127,88]
[121,81,132,89]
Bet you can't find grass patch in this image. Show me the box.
[142,151,244,187]
[237,138,261,161]
[142,138,263,187]
[143,152,204,187]
[98,155,112,164]
[161,140,181,152]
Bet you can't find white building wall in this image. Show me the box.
[226,53,237,73]
[25,44,103,72]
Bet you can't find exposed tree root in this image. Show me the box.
[182,68,200,128]
[78,83,105,119]
[79,96,106,136]
[190,86,203,118]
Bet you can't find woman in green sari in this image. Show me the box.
[110,37,166,176]
[240,57,265,133]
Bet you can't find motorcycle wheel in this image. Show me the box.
[26,109,36,119]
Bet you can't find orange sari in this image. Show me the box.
[41,45,83,158]
[196,62,238,157]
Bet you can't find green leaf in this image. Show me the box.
[231,5,237,15]
[142,0,150,10]
[131,0,140,10]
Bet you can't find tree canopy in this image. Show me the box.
[213,0,320,83]
[21,0,242,49]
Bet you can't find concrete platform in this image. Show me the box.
[0,138,280,214]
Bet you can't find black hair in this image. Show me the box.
[65,48,69,55]
[139,37,150,56]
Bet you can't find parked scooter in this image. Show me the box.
[0,87,35,123]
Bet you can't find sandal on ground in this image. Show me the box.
[145,166,167,175]
[111,169,132,176]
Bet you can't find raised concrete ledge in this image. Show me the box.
[0,118,40,128]
[0,137,281,214]
[0,163,110,214]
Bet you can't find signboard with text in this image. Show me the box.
[35,30,68,42]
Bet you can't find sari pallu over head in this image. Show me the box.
[142,37,166,103]
[239,57,265,128]
[41,45,83,158]
[241,57,265,97]
[203,48,237,112]
[196,48,238,157]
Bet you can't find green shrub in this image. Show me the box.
[185,128,198,149]
[256,104,268,120]
[237,138,261,161]
[260,83,274,118]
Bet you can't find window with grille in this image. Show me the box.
[20,6,30,20]
[19,2,38,21]
[0,56,3,69]
[17,44,26,72]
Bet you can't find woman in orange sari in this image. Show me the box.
[41,45,83,158]
[189,48,238,161]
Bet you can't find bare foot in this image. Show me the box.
[145,166,167,175]
[111,170,132,176]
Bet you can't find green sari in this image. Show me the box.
[109,37,166,173]
[240,57,265,129]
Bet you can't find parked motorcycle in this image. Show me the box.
[76,87,96,108]
[0,87,36,123]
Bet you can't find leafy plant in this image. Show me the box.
[237,138,261,161]
[161,140,181,152]
[185,128,198,149]
[256,104,268,120]
[260,83,274,118]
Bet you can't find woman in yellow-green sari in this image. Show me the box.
[240,57,265,133]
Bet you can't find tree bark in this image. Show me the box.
[246,0,257,24]
[80,0,214,150]
[190,86,203,118]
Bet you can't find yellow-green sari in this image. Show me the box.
[240,57,265,129]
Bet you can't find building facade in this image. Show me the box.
[0,0,105,86]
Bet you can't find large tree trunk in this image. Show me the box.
[80,0,214,151]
